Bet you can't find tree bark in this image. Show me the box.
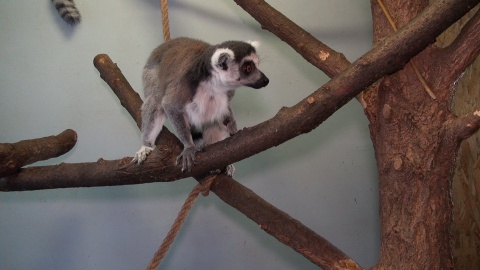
[364,1,480,269]
[436,4,480,268]
[0,129,77,178]
[210,174,364,270]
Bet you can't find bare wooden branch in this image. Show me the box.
[209,174,364,270]
[93,54,143,128]
[0,129,77,178]
[446,108,480,141]
[434,7,480,86]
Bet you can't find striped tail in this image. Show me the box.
[52,0,81,25]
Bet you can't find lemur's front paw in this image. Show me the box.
[132,145,154,164]
[176,147,198,173]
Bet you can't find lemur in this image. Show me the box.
[52,0,81,25]
[132,37,269,175]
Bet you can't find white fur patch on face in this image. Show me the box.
[211,48,235,70]
[247,40,260,50]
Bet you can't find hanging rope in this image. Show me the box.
[160,0,171,41]
[146,3,215,269]
[145,176,216,270]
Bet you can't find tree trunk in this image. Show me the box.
[366,0,480,268]
[437,5,480,268]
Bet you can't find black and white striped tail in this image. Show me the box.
[52,0,81,25]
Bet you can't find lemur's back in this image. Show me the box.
[143,38,210,99]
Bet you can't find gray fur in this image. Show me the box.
[132,37,269,175]
[52,0,81,25]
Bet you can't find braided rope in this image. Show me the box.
[145,176,216,270]
[160,0,171,41]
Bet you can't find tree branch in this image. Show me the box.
[434,6,480,85]
[93,54,143,128]
[0,129,77,178]
[209,174,364,270]
[446,108,480,142]
[1,0,478,191]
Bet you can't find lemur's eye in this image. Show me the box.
[243,63,254,74]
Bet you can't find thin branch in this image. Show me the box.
[209,174,364,270]
[0,129,77,178]
[435,7,480,84]
[93,54,143,128]
[1,0,478,191]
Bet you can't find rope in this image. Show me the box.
[145,176,216,270]
[160,0,171,41]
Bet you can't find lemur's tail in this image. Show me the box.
[52,0,81,25]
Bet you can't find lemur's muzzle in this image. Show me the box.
[247,72,269,89]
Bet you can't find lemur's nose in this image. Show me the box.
[262,76,269,86]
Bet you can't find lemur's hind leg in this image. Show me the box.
[132,97,166,164]
[203,123,235,176]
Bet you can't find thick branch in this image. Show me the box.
[435,6,480,84]
[1,0,478,191]
[0,129,77,178]
[234,0,350,78]
[209,174,363,270]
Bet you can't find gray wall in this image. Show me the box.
[0,0,379,269]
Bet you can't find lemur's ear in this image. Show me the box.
[217,53,230,70]
[247,40,260,50]
[212,48,235,71]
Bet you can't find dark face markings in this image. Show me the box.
[241,61,256,77]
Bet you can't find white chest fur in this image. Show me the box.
[186,82,230,130]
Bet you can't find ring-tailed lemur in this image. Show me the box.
[52,0,81,25]
[132,37,269,175]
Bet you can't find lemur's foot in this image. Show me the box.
[132,145,154,164]
[225,164,235,177]
[210,164,235,177]
[176,147,198,173]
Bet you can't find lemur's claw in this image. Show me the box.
[176,147,197,173]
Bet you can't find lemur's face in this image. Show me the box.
[237,53,269,89]
[211,45,269,90]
